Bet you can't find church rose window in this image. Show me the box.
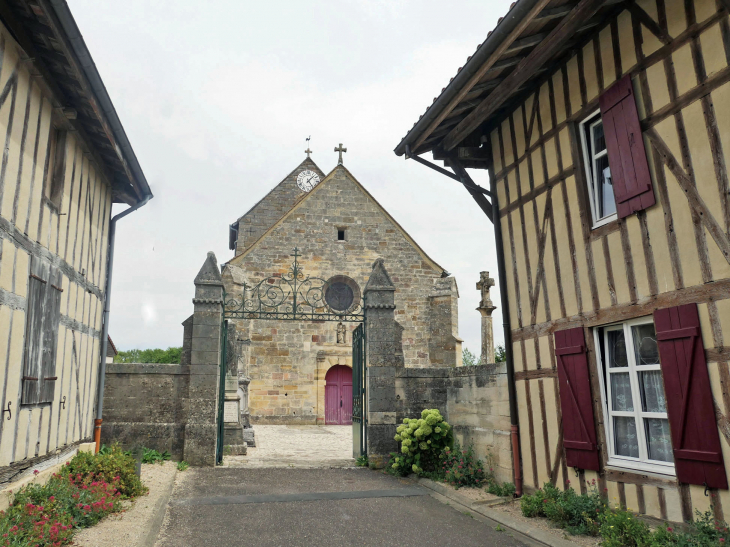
[324,275,360,313]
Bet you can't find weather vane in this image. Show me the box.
[305,136,312,158]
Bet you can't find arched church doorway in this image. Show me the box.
[325,365,353,425]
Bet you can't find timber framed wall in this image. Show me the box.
[0,21,112,483]
[489,0,730,523]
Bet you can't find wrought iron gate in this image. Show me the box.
[216,320,228,464]
[215,248,367,463]
[351,323,366,458]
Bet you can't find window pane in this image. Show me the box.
[614,416,640,458]
[607,329,628,368]
[596,154,616,218]
[632,324,660,366]
[610,373,634,411]
[592,121,606,153]
[639,370,666,413]
[644,418,673,463]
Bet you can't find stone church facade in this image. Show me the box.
[223,155,462,425]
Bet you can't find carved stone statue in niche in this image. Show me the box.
[337,322,346,344]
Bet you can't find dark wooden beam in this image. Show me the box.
[465,78,504,97]
[444,157,493,223]
[489,56,525,72]
[506,32,547,53]
[628,3,672,44]
[443,0,607,151]
[534,4,575,21]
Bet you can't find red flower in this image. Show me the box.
[667,527,673,532]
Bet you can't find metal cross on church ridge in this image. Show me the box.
[335,143,347,164]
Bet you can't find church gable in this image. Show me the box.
[228,165,455,369]
[231,157,326,255]
[231,164,444,275]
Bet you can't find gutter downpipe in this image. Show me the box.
[489,177,522,496]
[95,195,152,452]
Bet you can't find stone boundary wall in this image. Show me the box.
[395,363,512,484]
[101,363,189,459]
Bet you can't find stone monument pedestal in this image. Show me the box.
[223,376,247,455]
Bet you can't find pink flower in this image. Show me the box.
[667,527,673,532]
[33,470,39,476]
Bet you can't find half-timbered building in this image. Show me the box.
[397,0,730,524]
[0,1,151,497]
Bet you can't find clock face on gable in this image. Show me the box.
[296,170,320,192]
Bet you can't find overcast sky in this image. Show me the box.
[67,0,514,356]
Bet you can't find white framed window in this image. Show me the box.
[580,111,617,227]
[594,317,675,476]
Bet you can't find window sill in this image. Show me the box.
[604,461,675,479]
[590,218,620,240]
[603,466,678,488]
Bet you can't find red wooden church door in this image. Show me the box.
[325,365,352,425]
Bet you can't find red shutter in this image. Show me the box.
[554,327,600,471]
[654,304,728,489]
[599,75,656,219]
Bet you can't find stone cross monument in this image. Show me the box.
[476,271,497,364]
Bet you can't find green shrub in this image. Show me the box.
[114,347,182,364]
[520,482,606,536]
[487,480,516,497]
[177,461,189,472]
[355,455,368,468]
[141,448,171,465]
[600,509,652,547]
[388,409,453,476]
[0,448,141,546]
[439,442,486,489]
[519,482,730,546]
[66,445,146,498]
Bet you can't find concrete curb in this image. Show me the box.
[141,467,178,547]
[416,478,579,547]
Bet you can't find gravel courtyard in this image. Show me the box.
[223,425,355,468]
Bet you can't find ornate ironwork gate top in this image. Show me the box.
[223,248,365,322]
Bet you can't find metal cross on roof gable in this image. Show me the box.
[335,143,347,164]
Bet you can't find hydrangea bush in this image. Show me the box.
[388,409,453,476]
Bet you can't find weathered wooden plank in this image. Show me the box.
[515,368,558,381]
[499,126,524,329]
[604,468,678,488]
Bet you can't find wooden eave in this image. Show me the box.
[394,0,627,165]
[0,0,151,205]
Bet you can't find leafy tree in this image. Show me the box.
[114,347,182,364]
[495,345,506,363]
[462,347,481,367]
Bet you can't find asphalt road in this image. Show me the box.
[155,468,529,547]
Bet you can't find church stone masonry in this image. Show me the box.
[224,155,463,425]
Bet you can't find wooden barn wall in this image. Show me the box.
[489,0,730,522]
[0,25,111,473]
